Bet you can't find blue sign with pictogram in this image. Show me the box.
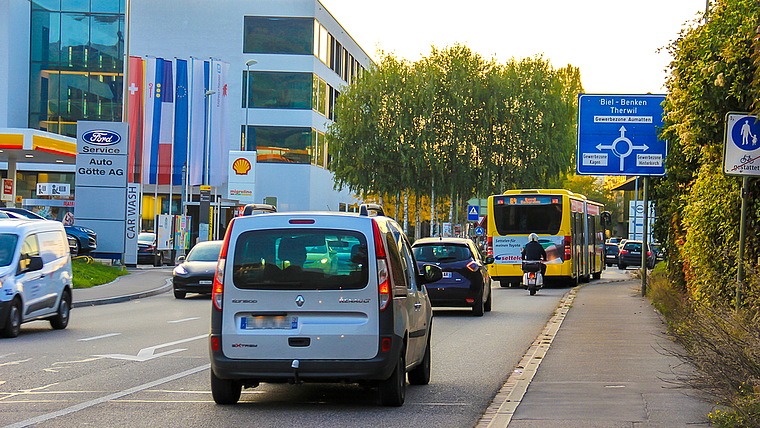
[467,205,479,221]
[474,226,484,236]
[723,113,760,176]
[576,94,667,176]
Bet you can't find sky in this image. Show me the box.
[320,0,707,94]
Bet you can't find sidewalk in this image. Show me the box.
[72,266,174,308]
[482,277,716,428]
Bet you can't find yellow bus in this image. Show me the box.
[486,189,606,287]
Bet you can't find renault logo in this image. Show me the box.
[295,295,305,307]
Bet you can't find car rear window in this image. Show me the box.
[413,244,472,263]
[0,234,18,266]
[232,228,368,290]
[624,243,642,252]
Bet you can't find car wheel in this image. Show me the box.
[593,271,602,280]
[2,299,21,338]
[408,327,431,385]
[173,288,186,299]
[472,288,485,317]
[50,290,71,330]
[484,286,492,312]
[69,236,80,256]
[618,263,626,270]
[379,349,406,406]
[210,370,242,405]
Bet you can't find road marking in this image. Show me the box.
[0,353,15,359]
[167,317,199,324]
[78,333,121,342]
[0,358,31,368]
[93,334,207,362]
[4,364,209,428]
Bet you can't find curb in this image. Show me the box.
[72,278,173,308]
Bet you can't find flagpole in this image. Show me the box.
[121,0,131,122]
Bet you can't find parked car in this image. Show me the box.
[172,240,223,299]
[0,218,73,338]
[209,204,443,406]
[618,240,655,270]
[0,208,97,255]
[412,237,494,316]
[137,232,173,266]
[605,243,620,267]
[605,237,621,246]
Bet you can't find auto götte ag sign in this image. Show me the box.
[576,94,667,176]
[723,113,760,176]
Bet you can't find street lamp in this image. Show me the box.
[244,59,258,151]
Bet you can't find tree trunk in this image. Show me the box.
[449,189,454,237]
[403,191,409,235]
[415,192,421,241]
[430,182,435,237]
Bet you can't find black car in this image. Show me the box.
[172,240,223,299]
[605,243,619,267]
[618,240,655,270]
[0,208,97,255]
[412,237,494,316]
[137,232,173,266]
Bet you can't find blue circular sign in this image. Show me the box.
[475,226,484,236]
[731,117,760,151]
[82,129,121,146]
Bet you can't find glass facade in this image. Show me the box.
[242,71,312,109]
[29,0,124,137]
[245,126,312,164]
[243,17,313,55]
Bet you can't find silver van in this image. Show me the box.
[0,219,73,338]
[209,205,442,406]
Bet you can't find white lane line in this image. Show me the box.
[4,364,210,428]
[167,317,200,324]
[0,358,32,368]
[78,333,121,342]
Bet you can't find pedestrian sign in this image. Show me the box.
[723,113,760,176]
[576,94,667,176]
[467,205,479,221]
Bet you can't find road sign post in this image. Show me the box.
[577,94,667,296]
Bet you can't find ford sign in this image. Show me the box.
[82,130,121,146]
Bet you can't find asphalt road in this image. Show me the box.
[1,273,573,428]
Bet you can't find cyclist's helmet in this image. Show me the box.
[528,233,539,242]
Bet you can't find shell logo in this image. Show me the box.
[232,158,251,175]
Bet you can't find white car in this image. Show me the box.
[208,204,442,406]
[0,218,73,338]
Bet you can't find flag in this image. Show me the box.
[126,56,143,183]
[208,59,229,187]
[173,59,189,185]
[188,58,208,186]
[156,59,174,185]
[141,57,161,185]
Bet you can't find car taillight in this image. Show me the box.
[647,251,651,256]
[466,261,478,272]
[487,237,493,256]
[373,220,391,311]
[212,220,234,311]
[564,236,571,261]
[529,272,536,279]
[620,249,628,254]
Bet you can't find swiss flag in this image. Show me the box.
[127,56,143,183]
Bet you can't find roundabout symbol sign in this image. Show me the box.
[595,125,650,172]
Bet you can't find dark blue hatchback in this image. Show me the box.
[412,237,495,317]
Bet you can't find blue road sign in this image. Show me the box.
[577,94,667,176]
[724,113,760,176]
[467,205,479,221]
[474,226,484,236]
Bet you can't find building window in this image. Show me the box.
[243,71,312,110]
[244,16,313,55]
[247,126,312,164]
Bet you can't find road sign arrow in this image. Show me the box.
[94,334,206,362]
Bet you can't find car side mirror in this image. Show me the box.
[176,255,185,264]
[420,264,443,284]
[484,256,495,265]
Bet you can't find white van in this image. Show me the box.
[209,205,442,406]
[0,219,73,338]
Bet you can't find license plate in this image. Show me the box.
[199,280,213,285]
[241,315,297,330]
[442,272,452,278]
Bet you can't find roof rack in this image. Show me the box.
[242,204,277,216]
[359,203,385,217]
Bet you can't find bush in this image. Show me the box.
[649,262,760,428]
[72,258,128,289]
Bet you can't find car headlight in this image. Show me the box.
[173,265,187,276]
